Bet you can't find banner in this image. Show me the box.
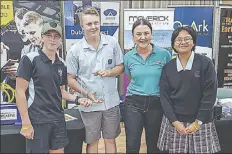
[123,9,174,99]
[217,7,232,88]
[1,1,61,104]
[171,6,214,59]
[64,1,120,51]
[1,1,14,26]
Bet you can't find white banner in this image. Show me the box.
[1,109,17,121]
[124,9,174,52]
[124,9,174,31]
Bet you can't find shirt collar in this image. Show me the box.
[176,51,195,72]
[82,34,108,51]
[39,49,62,64]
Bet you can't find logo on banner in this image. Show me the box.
[128,16,170,27]
[1,109,17,120]
[104,9,117,17]
[221,17,232,33]
[102,9,117,26]
[129,16,169,22]
[174,20,209,35]
[102,8,118,26]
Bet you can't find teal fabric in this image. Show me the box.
[124,46,171,96]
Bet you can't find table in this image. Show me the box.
[64,109,85,153]
[1,111,231,153]
[215,118,232,153]
[1,109,85,153]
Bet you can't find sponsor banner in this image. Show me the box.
[1,1,61,104]
[217,7,232,88]
[124,9,173,31]
[0,104,22,124]
[123,9,174,100]
[171,6,214,59]
[1,1,14,26]
[65,26,119,39]
[64,1,120,50]
[1,109,17,121]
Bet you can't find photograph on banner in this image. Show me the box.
[123,9,174,99]
[1,1,61,104]
[170,6,214,59]
[64,0,120,51]
[217,7,232,88]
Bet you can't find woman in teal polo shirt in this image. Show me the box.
[123,18,171,153]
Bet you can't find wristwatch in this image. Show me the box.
[74,96,80,105]
[196,120,203,125]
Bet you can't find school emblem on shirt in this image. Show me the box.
[108,59,112,64]
[58,68,62,77]
[195,71,200,78]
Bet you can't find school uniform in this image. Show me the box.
[157,52,221,153]
[66,34,123,144]
[17,49,69,153]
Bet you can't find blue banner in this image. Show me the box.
[64,1,120,51]
[66,26,118,39]
[172,7,214,58]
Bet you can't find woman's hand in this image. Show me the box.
[186,122,199,134]
[172,121,187,135]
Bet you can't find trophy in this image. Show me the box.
[78,77,104,103]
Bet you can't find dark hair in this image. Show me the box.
[15,8,28,20]
[132,18,152,34]
[171,26,197,53]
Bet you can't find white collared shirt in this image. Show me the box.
[66,34,123,112]
[176,52,195,72]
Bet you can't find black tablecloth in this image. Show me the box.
[64,109,85,153]
[1,109,85,153]
[1,111,232,153]
[215,118,232,153]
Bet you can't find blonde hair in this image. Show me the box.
[22,11,43,27]
[15,8,28,20]
[79,7,100,24]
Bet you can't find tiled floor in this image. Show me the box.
[82,122,147,153]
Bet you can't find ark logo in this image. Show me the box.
[173,20,209,32]
[104,9,117,16]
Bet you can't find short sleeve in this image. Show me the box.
[113,39,123,65]
[123,54,130,76]
[61,65,67,86]
[16,55,33,81]
[66,48,79,76]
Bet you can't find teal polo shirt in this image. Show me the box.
[124,45,171,96]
